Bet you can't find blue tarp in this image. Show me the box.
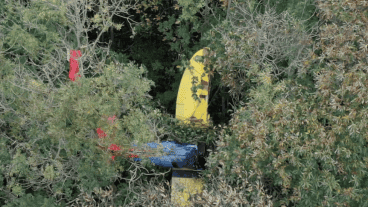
[131,141,204,170]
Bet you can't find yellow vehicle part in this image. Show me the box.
[175,47,211,129]
[172,47,211,206]
[171,176,205,207]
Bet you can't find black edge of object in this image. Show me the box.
[172,168,201,178]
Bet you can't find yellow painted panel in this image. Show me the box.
[175,47,210,128]
[193,97,208,122]
[171,177,204,207]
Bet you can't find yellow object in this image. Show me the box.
[175,47,211,128]
[173,48,211,206]
[171,176,205,207]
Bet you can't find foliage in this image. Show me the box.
[118,0,232,118]
[194,0,368,206]
[128,164,275,206]
[77,0,368,206]
[83,0,243,126]
[151,110,217,145]
[3,193,62,207]
[198,0,321,105]
[132,0,228,55]
[114,111,275,206]
[4,0,368,206]
[119,30,179,112]
[0,0,177,206]
[130,0,322,126]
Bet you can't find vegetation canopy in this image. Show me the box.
[1,0,368,206]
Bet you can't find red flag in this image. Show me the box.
[69,50,82,82]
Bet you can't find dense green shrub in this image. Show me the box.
[3,0,368,206]
[193,0,368,206]
[153,111,216,145]
[0,0,175,206]
[0,56,164,206]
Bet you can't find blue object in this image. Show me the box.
[131,141,204,170]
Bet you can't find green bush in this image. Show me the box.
[194,0,368,206]
[0,0,176,205]
[0,56,162,205]
[154,111,217,145]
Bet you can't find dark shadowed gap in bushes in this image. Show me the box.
[207,70,235,127]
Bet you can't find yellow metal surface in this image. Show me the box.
[175,47,211,128]
[172,47,211,206]
[171,177,204,207]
